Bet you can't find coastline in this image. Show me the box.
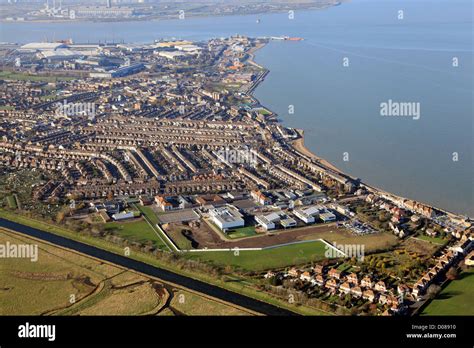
[249,41,470,220]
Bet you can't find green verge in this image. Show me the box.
[421,268,474,315]
[133,204,175,251]
[0,209,328,316]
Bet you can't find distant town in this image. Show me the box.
[0,33,472,316]
[1,0,340,22]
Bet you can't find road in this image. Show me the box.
[0,218,297,316]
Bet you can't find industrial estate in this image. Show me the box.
[0,33,472,317]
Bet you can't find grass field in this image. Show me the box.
[0,228,254,316]
[226,226,257,239]
[416,234,447,246]
[421,268,474,315]
[186,240,328,271]
[0,228,163,315]
[104,219,168,249]
[170,290,254,316]
[135,205,160,225]
[299,229,399,253]
[0,71,74,82]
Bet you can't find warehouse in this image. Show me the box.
[255,212,281,231]
[209,205,244,231]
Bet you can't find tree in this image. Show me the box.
[446,267,459,280]
[426,284,442,299]
[56,211,65,223]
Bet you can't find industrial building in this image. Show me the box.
[255,212,281,231]
[294,205,323,224]
[209,205,245,231]
[89,63,144,78]
[280,217,297,229]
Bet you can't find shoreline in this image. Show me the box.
[291,129,347,175]
[248,41,471,220]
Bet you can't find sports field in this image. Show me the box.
[186,240,328,271]
[421,268,474,315]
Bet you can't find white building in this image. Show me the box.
[209,205,244,231]
[19,42,68,52]
[157,51,186,60]
[281,217,297,228]
[293,205,321,224]
[255,212,280,231]
[320,211,336,223]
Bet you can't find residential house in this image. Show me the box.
[328,268,341,279]
[287,268,300,278]
[347,272,358,285]
[300,271,312,282]
[315,274,325,286]
[313,264,325,274]
[361,276,373,288]
[378,293,389,305]
[362,289,375,302]
[251,190,272,205]
[351,286,363,298]
[340,282,352,294]
[325,278,338,291]
[374,281,386,292]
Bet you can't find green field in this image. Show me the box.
[417,234,447,246]
[135,205,160,225]
[0,71,74,82]
[134,204,175,251]
[205,219,256,240]
[186,240,328,271]
[104,219,167,249]
[226,226,257,239]
[421,268,474,315]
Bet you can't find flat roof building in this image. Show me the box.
[209,205,244,231]
[255,212,280,231]
[281,217,297,229]
[320,211,336,223]
[293,205,322,224]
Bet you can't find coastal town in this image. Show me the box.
[0,34,472,317]
[1,0,340,22]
